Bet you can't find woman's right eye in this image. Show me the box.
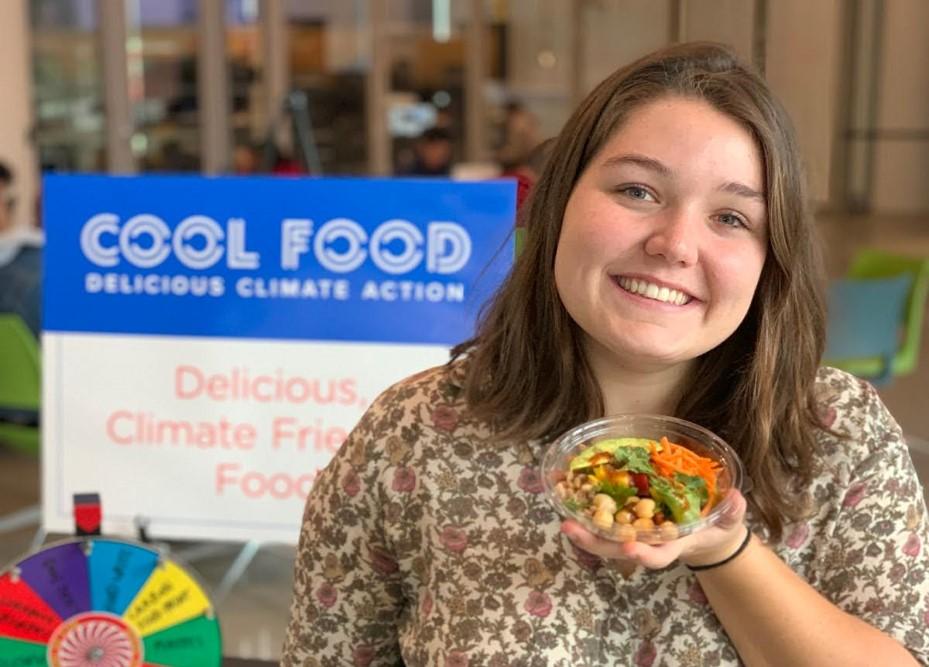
[616,185,656,202]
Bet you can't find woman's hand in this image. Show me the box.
[561,490,749,570]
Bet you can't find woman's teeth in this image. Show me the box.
[617,277,690,305]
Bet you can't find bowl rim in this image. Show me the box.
[540,413,744,543]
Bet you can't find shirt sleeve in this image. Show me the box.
[281,393,406,666]
[816,381,929,664]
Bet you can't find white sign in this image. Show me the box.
[42,333,448,543]
[42,176,514,543]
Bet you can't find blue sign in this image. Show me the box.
[44,175,516,345]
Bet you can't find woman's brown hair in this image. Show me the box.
[451,42,827,540]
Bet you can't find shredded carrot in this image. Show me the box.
[650,436,722,502]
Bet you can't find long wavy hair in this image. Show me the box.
[451,42,827,540]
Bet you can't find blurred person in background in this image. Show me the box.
[0,160,41,428]
[232,143,260,175]
[0,161,42,339]
[403,127,454,177]
[504,136,555,213]
[495,99,542,174]
[158,140,199,172]
[0,162,14,233]
[271,149,307,176]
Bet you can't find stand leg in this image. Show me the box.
[29,525,46,552]
[213,540,262,605]
[0,504,40,534]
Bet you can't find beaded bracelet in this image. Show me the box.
[686,526,753,572]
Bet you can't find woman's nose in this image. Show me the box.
[643,210,698,266]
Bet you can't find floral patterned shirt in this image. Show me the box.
[281,362,929,666]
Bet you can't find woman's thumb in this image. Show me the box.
[714,489,747,529]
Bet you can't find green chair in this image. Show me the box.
[823,249,929,382]
[514,226,526,258]
[0,314,40,455]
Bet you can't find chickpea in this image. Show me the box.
[615,509,634,525]
[580,483,594,493]
[591,494,618,515]
[624,496,640,507]
[555,482,569,499]
[634,498,656,519]
[614,523,637,543]
[632,517,655,530]
[659,522,680,541]
[592,508,614,530]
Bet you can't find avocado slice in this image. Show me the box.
[568,437,659,470]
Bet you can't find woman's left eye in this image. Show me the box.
[716,212,748,229]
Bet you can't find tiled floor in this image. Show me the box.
[1,213,928,662]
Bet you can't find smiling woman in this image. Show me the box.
[281,43,928,667]
[554,96,768,386]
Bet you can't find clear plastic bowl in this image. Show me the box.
[540,414,744,544]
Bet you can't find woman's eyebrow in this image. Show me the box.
[719,181,765,202]
[600,153,671,177]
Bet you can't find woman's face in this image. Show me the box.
[554,96,768,372]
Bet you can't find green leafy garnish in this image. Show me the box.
[674,473,708,507]
[648,475,702,524]
[613,446,655,475]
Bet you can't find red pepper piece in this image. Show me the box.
[632,472,649,496]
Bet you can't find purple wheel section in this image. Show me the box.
[18,542,91,620]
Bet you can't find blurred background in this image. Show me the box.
[1,0,929,662]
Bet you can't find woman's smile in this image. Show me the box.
[612,274,697,307]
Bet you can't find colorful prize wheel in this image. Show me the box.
[0,537,221,666]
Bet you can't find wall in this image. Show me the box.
[872,0,929,214]
[503,0,573,138]
[581,1,672,96]
[765,0,842,206]
[682,0,754,63]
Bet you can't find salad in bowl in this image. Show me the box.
[540,414,745,544]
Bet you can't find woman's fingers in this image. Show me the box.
[561,520,686,568]
[560,520,625,559]
[713,489,747,530]
[616,539,685,569]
